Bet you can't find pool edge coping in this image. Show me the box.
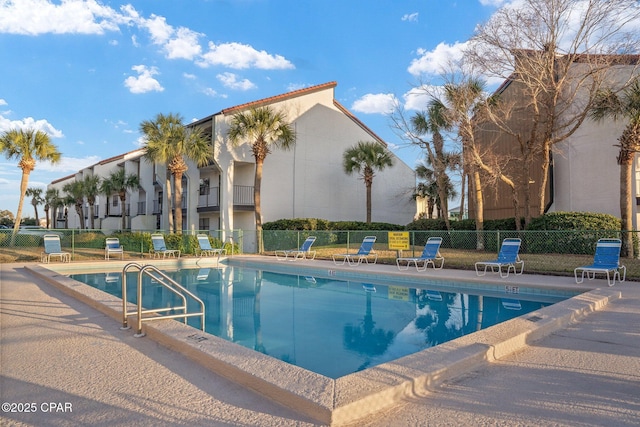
[23,258,620,426]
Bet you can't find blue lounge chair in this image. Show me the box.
[105,237,124,260]
[275,236,316,260]
[150,233,181,258]
[332,236,378,266]
[196,234,226,257]
[574,238,626,287]
[502,298,522,310]
[41,234,71,263]
[475,238,523,278]
[396,237,444,271]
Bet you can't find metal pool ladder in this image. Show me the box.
[120,262,205,337]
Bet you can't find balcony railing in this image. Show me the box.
[234,185,254,206]
[137,201,146,215]
[199,186,220,208]
[153,199,162,214]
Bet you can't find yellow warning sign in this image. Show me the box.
[388,231,409,250]
[388,286,409,301]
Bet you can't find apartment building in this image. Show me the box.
[48,82,417,252]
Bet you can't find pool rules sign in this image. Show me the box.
[388,231,409,250]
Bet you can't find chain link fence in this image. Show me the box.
[2,227,637,279]
[262,229,640,279]
[0,229,243,263]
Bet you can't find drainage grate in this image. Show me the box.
[527,315,543,322]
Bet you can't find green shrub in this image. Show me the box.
[526,212,621,254]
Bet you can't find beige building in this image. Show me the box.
[469,54,640,227]
[48,82,417,252]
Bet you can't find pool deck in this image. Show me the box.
[1,257,639,426]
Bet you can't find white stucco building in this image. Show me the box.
[48,82,417,252]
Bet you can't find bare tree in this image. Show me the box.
[465,0,640,225]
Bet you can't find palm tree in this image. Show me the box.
[100,169,140,231]
[0,128,61,241]
[44,188,62,229]
[63,180,86,230]
[82,175,101,230]
[227,106,296,249]
[140,113,212,234]
[415,160,459,219]
[25,187,44,225]
[591,78,640,258]
[411,103,454,229]
[343,141,395,223]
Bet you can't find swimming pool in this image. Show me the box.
[69,264,575,379]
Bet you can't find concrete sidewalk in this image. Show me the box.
[1,261,639,426]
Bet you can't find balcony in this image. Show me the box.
[196,185,254,212]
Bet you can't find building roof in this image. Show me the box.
[221,81,338,115]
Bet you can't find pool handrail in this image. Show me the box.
[120,262,205,337]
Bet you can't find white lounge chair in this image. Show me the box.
[105,237,124,260]
[332,236,378,266]
[150,233,181,258]
[275,236,316,260]
[196,234,226,257]
[475,238,524,278]
[574,238,626,286]
[41,234,71,263]
[396,237,444,271]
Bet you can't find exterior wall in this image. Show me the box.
[467,78,551,220]
[550,63,639,227]
[469,59,639,227]
[258,103,415,224]
[551,118,629,216]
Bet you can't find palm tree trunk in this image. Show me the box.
[89,203,95,229]
[620,155,634,258]
[32,201,39,224]
[10,171,31,245]
[366,181,372,223]
[166,171,173,233]
[254,159,264,253]
[174,172,183,234]
[119,193,127,231]
[75,203,85,230]
[473,169,485,250]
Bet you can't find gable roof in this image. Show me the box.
[333,100,386,146]
[221,81,338,115]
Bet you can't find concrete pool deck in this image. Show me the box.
[1,257,639,426]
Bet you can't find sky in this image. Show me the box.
[1,0,511,217]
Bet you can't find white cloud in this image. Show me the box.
[124,65,164,94]
[202,88,227,98]
[39,155,101,173]
[0,99,7,106]
[287,83,309,92]
[198,42,294,70]
[408,41,468,77]
[402,87,433,112]
[0,0,134,35]
[0,113,64,138]
[401,13,419,22]
[164,27,202,60]
[351,93,398,114]
[216,72,256,90]
[183,73,196,79]
[479,0,508,7]
[141,14,173,45]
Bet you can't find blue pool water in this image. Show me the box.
[70,266,575,379]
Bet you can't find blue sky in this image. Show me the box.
[0,0,507,217]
